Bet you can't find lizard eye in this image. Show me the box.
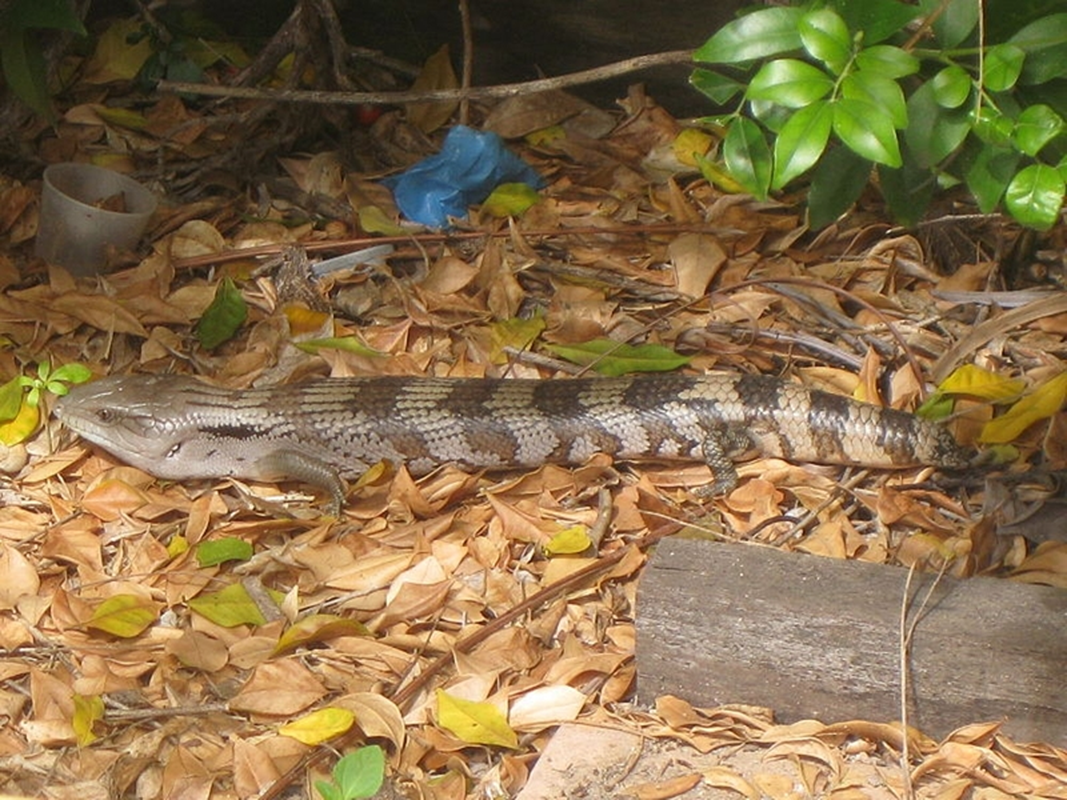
[96,408,113,422]
[166,443,182,459]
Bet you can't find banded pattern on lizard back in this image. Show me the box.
[55,373,969,511]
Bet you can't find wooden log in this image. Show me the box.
[636,537,1067,744]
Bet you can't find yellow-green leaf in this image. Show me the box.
[279,707,355,745]
[482,182,541,218]
[436,690,518,749]
[525,125,565,146]
[358,205,405,236]
[545,339,691,376]
[0,375,23,421]
[85,594,159,638]
[543,525,592,556]
[489,315,546,364]
[0,396,37,445]
[93,106,148,130]
[188,582,283,628]
[274,614,371,655]
[167,535,189,559]
[938,364,1026,401]
[695,153,748,194]
[196,537,253,567]
[72,694,104,746]
[980,372,1067,444]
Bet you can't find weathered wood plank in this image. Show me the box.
[636,538,1067,744]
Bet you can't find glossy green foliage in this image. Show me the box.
[692,0,1067,230]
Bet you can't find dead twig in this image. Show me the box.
[158,50,695,106]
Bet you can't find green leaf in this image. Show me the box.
[689,68,745,105]
[1004,163,1065,230]
[1013,104,1064,156]
[196,537,254,567]
[841,72,907,129]
[436,690,518,749]
[905,79,972,168]
[920,0,979,48]
[723,117,772,199]
[970,106,1015,147]
[0,0,87,121]
[748,98,792,134]
[931,65,972,109]
[195,276,247,350]
[807,146,872,229]
[832,98,902,166]
[773,102,833,189]
[693,6,805,64]
[963,144,1020,213]
[984,44,1025,92]
[747,59,834,108]
[86,594,159,638]
[878,151,935,227]
[544,340,691,377]
[329,746,386,800]
[854,45,919,79]
[829,0,921,44]
[798,8,852,73]
[1010,13,1067,85]
[48,362,93,386]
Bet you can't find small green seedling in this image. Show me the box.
[0,361,92,445]
[315,745,385,800]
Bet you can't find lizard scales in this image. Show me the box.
[54,373,968,509]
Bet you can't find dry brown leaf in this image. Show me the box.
[229,659,329,715]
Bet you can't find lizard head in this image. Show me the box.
[54,374,208,478]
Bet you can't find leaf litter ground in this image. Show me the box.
[1,66,1067,800]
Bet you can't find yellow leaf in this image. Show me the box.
[72,694,104,746]
[672,128,714,167]
[980,372,1067,444]
[543,525,592,556]
[436,689,518,749]
[283,304,332,336]
[278,707,355,745]
[0,399,38,446]
[938,364,1026,401]
[85,594,159,638]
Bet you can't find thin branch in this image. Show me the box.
[457,0,473,125]
[157,49,694,106]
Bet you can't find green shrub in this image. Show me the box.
[691,0,1067,229]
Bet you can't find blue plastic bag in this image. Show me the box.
[384,126,544,228]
